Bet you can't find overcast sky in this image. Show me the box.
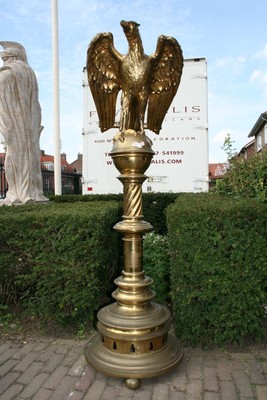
[0,0,266,163]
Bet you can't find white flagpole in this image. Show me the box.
[51,0,62,195]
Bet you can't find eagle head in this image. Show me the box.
[120,20,140,39]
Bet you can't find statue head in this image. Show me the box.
[0,42,28,63]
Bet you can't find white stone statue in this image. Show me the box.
[0,41,48,205]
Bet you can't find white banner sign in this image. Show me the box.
[82,58,208,194]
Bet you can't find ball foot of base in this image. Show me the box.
[124,378,141,390]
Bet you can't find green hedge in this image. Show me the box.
[49,194,123,203]
[143,233,170,304]
[0,201,119,326]
[142,193,180,234]
[49,192,179,235]
[167,193,267,346]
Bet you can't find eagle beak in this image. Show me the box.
[120,20,128,29]
[120,20,140,33]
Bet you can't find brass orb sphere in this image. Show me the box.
[111,130,154,175]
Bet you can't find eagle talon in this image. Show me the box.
[119,134,125,143]
[113,131,126,143]
[113,129,141,143]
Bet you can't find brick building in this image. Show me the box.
[248,111,267,154]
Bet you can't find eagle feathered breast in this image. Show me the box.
[86,20,183,135]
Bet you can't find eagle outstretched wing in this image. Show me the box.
[147,35,183,134]
[86,33,122,132]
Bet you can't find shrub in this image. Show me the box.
[49,194,123,203]
[215,151,267,202]
[142,193,180,234]
[167,193,267,346]
[0,201,119,326]
[49,192,180,235]
[143,233,170,304]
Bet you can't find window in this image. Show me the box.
[42,162,54,171]
[264,125,267,146]
[256,133,262,152]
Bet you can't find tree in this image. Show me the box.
[221,133,237,162]
[215,135,267,202]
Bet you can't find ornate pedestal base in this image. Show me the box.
[85,131,183,388]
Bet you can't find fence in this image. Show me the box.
[42,168,82,196]
[0,158,8,199]
[0,158,82,199]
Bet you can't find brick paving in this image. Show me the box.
[0,337,266,399]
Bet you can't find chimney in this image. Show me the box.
[61,153,66,161]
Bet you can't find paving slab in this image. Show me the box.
[0,336,266,399]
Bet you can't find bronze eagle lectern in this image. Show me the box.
[87,20,183,136]
[85,20,184,390]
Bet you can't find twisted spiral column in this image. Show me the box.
[122,180,143,218]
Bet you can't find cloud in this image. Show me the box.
[253,42,267,59]
[213,56,246,78]
[250,68,267,95]
[250,43,267,94]
[251,69,262,81]
[211,129,231,145]
[211,128,247,148]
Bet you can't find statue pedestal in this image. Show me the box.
[85,131,183,389]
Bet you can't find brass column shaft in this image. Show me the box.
[123,234,143,274]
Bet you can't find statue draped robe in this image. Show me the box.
[0,59,47,204]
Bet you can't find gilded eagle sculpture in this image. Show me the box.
[86,20,183,136]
